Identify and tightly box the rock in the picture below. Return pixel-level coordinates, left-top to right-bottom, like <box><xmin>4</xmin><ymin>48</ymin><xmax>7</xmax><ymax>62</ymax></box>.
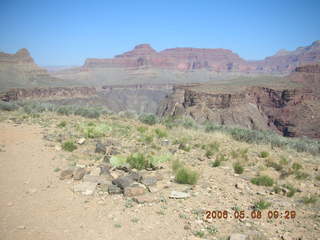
<box><xmin>169</xmin><ymin>191</ymin><xmax>190</xmax><ymax>199</ymax></box>
<box><xmin>230</xmin><ymin>233</ymin><xmax>247</xmax><ymax>240</ymax></box>
<box><xmin>133</xmin><ymin>195</ymin><xmax>157</xmax><ymax>204</ymax></box>
<box><xmin>108</xmin><ymin>184</ymin><xmax>123</xmax><ymax>194</ymax></box>
<box><xmin>77</xmin><ymin>138</ymin><xmax>86</xmax><ymax>145</ymax></box>
<box><xmin>282</xmin><ymin>232</ymin><xmax>293</xmax><ymax>240</ymax></box>
<box><xmin>83</xmin><ymin>175</ymin><xmax>110</xmax><ymax>185</ymax></box>
<box><xmin>73</xmin><ymin>167</ymin><xmax>86</xmax><ymax>180</ymax></box>
<box><xmin>17</xmin><ymin>225</ymin><xmax>26</xmax><ymax>230</ymax></box>
<box><xmin>95</xmin><ymin>142</ymin><xmax>106</xmax><ymax>154</ymax></box>
<box><xmin>235</xmin><ymin>182</ymin><xmax>245</xmax><ymax>190</ymax></box>
<box><xmin>99</xmin><ymin>164</ymin><xmax>111</xmax><ymax>175</ymax></box>
<box><xmin>161</xmin><ymin>139</ymin><xmax>170</xmax><ymax>145</ymax></box>
<box><xmin>55</xmin><ymin>145</ymin><xmax>62</xmax><ymax>151</ymax></box>
<box><xmin>59</xmin><ymin>169</ymin><xmax>73</xmax><ymax>180</ymax></box>
<box><xmin>112</xmin><ymin>176</ymin><xmax>135</xmax><ymax>189</ymax></box>
<box><xmin>128</xmin><ymin>172</ymin><xmax>142</xmax><ymax>181</ymax></box>
<box><xmin>90</xmin><ymin>167</ymin><xmax>101</xmax><ymax>176</ymax></box>
<box><xmin>141</xmin><ymin>176</ymin><xmax>157</xmax><ymax>186</ymax></box>
<box><xmin>74</xmin><ymin>182</ymin><xmax>97</xmax><ymax>195</ymax></box>
<box><xmin>124</xmin><ymin>186</ymin><xmax>145</xmax><ymax>197</ymax></box>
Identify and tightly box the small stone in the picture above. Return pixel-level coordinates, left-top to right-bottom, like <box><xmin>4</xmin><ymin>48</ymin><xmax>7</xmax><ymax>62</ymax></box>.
<box><xmin>74</xmin><ymin>182</ymin><xmax>97</xmax><ymax>195</ymax></box>
<box><xmin>235</xmin><ymin>182</ymin><xmax>245</xmax><ymax>190</ymax></box>
<box><xmin>95</xmin><ymin>142</ymin><xmax>106</xmax><ymax>154</ymax></box>
<box><xmin>133</xmin><ymin>195</ymin><xmax>157</xmax><ymax>204</ymax></box>
<box><xmin>169</xmin><ymin>191</ymin><xmax>190</xmax><ymax>199</ymax></box>
<box><xmin>141</xmin><ymin>177</ymin><xmax>157</xmax><ymax>186</ymax></box>
<box><xmin>55</xmin><ymin>145</ymin><xmax>62</xmax><ymax>151</ymax></box>
<box><xmin>73</xmin><ymin>167</ymin><xmax>86</xmax><ymax>180</ymax></box>
<box><xmin>27</xmin><ymin>188</ymin><xmax>38</xmax><ymax>194</ymax></box>
<box><xmin>60</xmin><ymin>169</ymin><xmax>74</xmax><ymax>180</ymax></box>
<box><xmin>282</xmin><ymin>232</ymin><xmax>293</xmax><ymax>240</ymax></box>
<box><xmin>230</xmin><ymin>233</ymin><xmax>247</xmax><ymax>240</ymax></box>
<box><xmin>17</xmin><ymin>225</ymin><xmax>26</xmax><ymax>230</ymax></box>
<box><xmin>7</xmin><ymin>202</ymin><xmax>13</xmax><ymax>207</ymax></box>
<box><xmin>108</xmin><ymin>185</ymin><xmax>122</xmax><ymax>194</ymax></box>
<box><xmin>90</xmin><ymin>167</ymin><xmax>101</xmax><ymax>176</ymax></box>
<box><xmin>161</xmin><ymin>139</ymin><xmax>170</xmax><ymax>145</ymax></box>
<box><xmin>77</xmin><ymin>138</ymin><xmax>86</xmax><ymax>145</ymax></box>
<box><xmin>124</xmin><ymin>186</ymin><xmax>145</xmax><ymax>197</ymax></box>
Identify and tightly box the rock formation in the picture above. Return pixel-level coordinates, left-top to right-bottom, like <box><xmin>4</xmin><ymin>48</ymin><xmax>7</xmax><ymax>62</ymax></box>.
<box><xmin>157</xmin><ymin>64</ymin><xmax>320</xmax><ymax>138</ymax></box>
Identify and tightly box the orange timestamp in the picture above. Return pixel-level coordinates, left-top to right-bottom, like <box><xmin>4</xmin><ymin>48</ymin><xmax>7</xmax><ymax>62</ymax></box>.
<box><xmin>205</xmin><ymin>210</ymin><xmax>296</xmax><ymax>220</ymax></box>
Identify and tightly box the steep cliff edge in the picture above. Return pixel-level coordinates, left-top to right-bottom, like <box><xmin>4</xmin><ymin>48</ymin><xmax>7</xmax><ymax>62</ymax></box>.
<box><xmin>157</xmin><ymin>64</ymin><xmax>320</xmax><ymax>138</ymax></box>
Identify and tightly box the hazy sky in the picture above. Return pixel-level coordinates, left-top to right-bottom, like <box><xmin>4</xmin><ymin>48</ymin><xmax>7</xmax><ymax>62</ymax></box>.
<box><xmin>0</xmin><ymin>0</ymin><xmax>319</xmax><ymax>65</ymax></box>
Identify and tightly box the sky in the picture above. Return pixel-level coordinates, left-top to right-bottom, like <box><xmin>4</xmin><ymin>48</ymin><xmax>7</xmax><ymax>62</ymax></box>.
<box><xmin>0</xmin><ymin>0</ymin><xmax>319</xmax><ymax>66</ymax></box>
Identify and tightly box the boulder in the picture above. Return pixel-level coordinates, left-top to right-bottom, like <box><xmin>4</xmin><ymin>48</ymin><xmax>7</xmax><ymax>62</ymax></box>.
<box><xmin>59</xmin><ymin>169</ymin><xmax>74</xmax><ymax>180</ymax></box>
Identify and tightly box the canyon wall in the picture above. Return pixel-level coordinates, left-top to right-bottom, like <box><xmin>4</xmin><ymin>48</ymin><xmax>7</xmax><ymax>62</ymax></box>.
<box><xmin>157</xmin><ymin>64</ymin><xmax>320</xmax><ymax>138</ymax></box>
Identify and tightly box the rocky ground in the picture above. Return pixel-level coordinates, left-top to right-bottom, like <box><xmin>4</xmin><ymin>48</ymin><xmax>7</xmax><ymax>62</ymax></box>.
<box><xmin>0</xmin><ymin>110</ymin><xmax>319</xmax><ymax>240</ymax></box>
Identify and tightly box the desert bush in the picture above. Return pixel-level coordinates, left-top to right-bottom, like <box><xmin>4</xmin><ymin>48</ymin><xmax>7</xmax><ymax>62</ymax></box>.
<box><xmin>78</xmin><ymin>122</ymin><xmax>111</xmax><ymax>138</ymax></box>
<box><xmin>139</xmin><ymin>114</ymin><xmax>157</xmax><ymax>125</ymax></box>
<box><xmin>140</xmin><ymin>134</ymin><xmax>154</xmax><ymax>144</ymax></box>
<box><xmin>282</xmin><ymin>184</ymin><xmax>298</xmax><ymax>197</ymax></box>
<box><xmin>205</xmin><ymin>122</ymin><xmax>225</xmax><ymax>133</ymax></box>
<box><xmin>265</xmin><ymin>160</ymin><xmax>283</xmax><ymax>171</ymax></box>
<box><xmin>294</xmin><ymin>171</ymin><xmax>309</xmax><ymax>180</ymax></box>
<box><xmin>251</xmin><ymin>175</ymin><xmax>274</xmax><ymax>186</ymax></box>
<box><xmin>233</xmin><ymin>162</ymin><xmax>244</xmax><ymax>174</ymax></box>
<box><xmin>0</xmin><ymin>101</ymin><xmax>18</xmax><ymax>111</ymax></box>
<box><xmin>259</xmin><ymin>151</ymin><xmax>269</xmax><ymax>158</ymax></box>
<box><xmin>175</xmin><ymin>166</ymin><xmax>199</xmax><ymax>185</ymax></box>
<box><xmin>57</xmin><ymin>121</ymin><xmax>67</xmax><ymax>128</ymax></box>
<box><xmin>254</xmin><ymin>199</ymin><xmax>271</xmax><ymax>210</ymax></box>
<box><xmin>211</xmin><ymin>159</ymin><xmax>221</xmax><ymax>167</ymax></box>
<box><xmin>292</xmin><ymin>162</ymin><xmax>303</xmax><ymax>171</ymax></box>
<box><xmin>155</xmin><ymin>128</ymin><xmax>168</xmax><ymax>138</ymax></box>
<box><xmin>137</xmin><ymin>126</ymin><xmax>148</xmax><ymax>134</ymax></box>
<box><xmin>127</xmin><ymin>153</ymin><xmax>152</xmax><ymax>170</ymax></box>
<box><xmin>279</xmin><ymin>156</ymin><xmax>289</xmax><ymax>165</ymax></box>
<box><xmin>74</xmin><ymin>107</ymin><xmax>100</xmax><ymax>118</ymax></box>
<box><xmin>62</xmin><ymin>141</ymin><xmax>77</xmax><ymax>152</ymax></box>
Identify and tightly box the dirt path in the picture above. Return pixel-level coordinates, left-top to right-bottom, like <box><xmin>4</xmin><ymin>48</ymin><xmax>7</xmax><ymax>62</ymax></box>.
<box><xmin>0</xmin><ymin>123</ymin><xmax>186</xmax><ymax>240</ymax></box>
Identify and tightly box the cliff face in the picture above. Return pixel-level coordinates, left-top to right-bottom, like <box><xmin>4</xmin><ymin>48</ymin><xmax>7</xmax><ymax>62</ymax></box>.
<box><xmin>1</xmin><ymin>87</ymin><xmax>97</xmax><ymax>101</ymax></box>
<box><xmin>157</xmin><ymin>64</ymin><xmax>320</xmax><ymax>138</ymax></box>
<box><xmin>82</xmin><ymin>41</ymin><xmax>320</xmax><ymax>73</ymax></box>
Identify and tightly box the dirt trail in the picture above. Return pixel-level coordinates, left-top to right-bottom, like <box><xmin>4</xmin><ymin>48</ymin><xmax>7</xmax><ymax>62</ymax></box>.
<box><xmin>0</xmin><ymin>123</ymin><xmax>184</xmax><ymax>240</ymax></box>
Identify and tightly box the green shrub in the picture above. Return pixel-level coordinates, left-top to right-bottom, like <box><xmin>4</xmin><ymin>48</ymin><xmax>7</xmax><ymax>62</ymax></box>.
<box><xmin>110</xmin><ymin>155</ymin><xmax>127</xmax><ymax>167</ymax></box>
<box><xmin>175</xmin><ymin>166</ymin><xmax>199</xmax><ymax>185</ymax></box>
<box><xmin>205</xmin><ymin>122</ymin><xmax>224</xmax><ymax>132</ymax></box>
<box><xmin>294</xmin><ymin>171</ymin><xmax>309</xmax><ymax>180</ymax></box>
<box><xmin>259</xmin><ymin>151</ymin><xmax>269</xmax><ymax>158</ymax></box>
<box><xmin>139</xmin><ymin>114</ymin><xmax>157</xmax><ymax>125</ymax></box>
<box><xmin>265</xmin><ymin>160</ymin><xmax>283</xmax><ymax>171</ymax></box>
<box><xmin>57</xmin><ymin>121</ymin><xmax>67</xmax><ymax>128</ymax></box>
<box><xmin>254</xmin><ymin>199</ymin><xmax>271</xmax><ymax>210</ymax></box>
<box><xmin>0</xmin><ymin>101</ymin><xmax>18</xmax><ymax>111</ymax></box>
<box><xmin>137</xmin><ymin>126</ymin><xmax>148</xmax><ymax>133</ymax></box>
<box><xmin>233</xmin><ymin>162</ymin><xmax>244</xmax><ymax>174</ymax></box>
<box><xmin>292</xmin><ymin>162</ymin><xmax>303</xmax><ymax>171</ymax></box>
<box><xmin>282</xmin><ymin>184</ymin><xmax>298</xmax><ymax>197</ymax></box>
<box><xmin>301</xmin><ymin>195</ymin><xmax>318</xmax><ymax>204</ymax></box>
<box><xmin>127</xmin><ymin>153</ymin><xmax>152</xmax><ymax>170</ymax></box>
<box><xmin>78</xmin><ymin>122</ymin><xmax>111</xmax><ymax>138</ymax></box>
<box><xmin>206</xmin><ymin>226</ymin><xmax>218</xmax><ymax>235</ymax></box>
<box><xmin>62</xmin><ymin>141</ymin><xmax>77</xmax><ymax>152</ymax></box>
<box><xmin>194</xmin><ymin>231</ymin><xmax>205</xmax><ymax>238</ymax></box>
<box><xmin>141</xmin><ymin>134</ymin><xmax>154</xmax><ymax>144</ymax></box>
<box><xmin>182</xmin><ymin>118</ymin><xmax>198</xmax><ymax>129</ymax></box>
<box><xmin>279</xmin><ymin>156</ymin><xmax>289</xmax><ymax>165</ymax></box>
<box><xmin>211</xmin><ymin>160</ymin><xmax>221</xmax><ymax>167</ymax></box>
<box><xmin>155</xmin><ymin>128</ymin><xmax>168</xmax><ymax>138</ymax></box>
<box><xmin>251</xmin><ymin>175</ymin><xmax>274</xmax><ymax>187</ymax></box>
<box><xmin>205</xmin><ymin>150</ymin><xmax>214</xmax><ymax>158</ymax></box>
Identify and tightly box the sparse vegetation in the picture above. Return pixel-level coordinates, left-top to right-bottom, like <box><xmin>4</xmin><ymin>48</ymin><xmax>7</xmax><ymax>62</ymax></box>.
<box><xmin>0</xmin><ymin>101</ymin><xmax>18</xmax><ymax>111</ymax></box>
<box><xmin>78</xmin><ymin>122</ymin><xmax>111</xmax><ymax>138</ymax></box>
<box><xmin>154</xmin><ymin>128</ymin><xmax>168</xmax><ymax>138</ymax></box>
<box><xmin>139</xmin><ymin>114</ymin><xmax>157</xmax><ymax>125</ymax></box>
<box><xmin>259</xmin><ymin>151</ymin><xmax>269</xmax><ymax>158</ymax></box>
<box><xmin>251</xmin><ymin>175</ymin><xmax>274</xmax><ymax>187</ymax></box>
<box><xmin>301</xmin><ymin>195</ymin><xmax>318</xmax><ymax>204</ymax></box>
<box><xmin>211</xmin><ymin>159</ymin><xmax>221</xmax><ymax>167</ymax></box>
<box><xmin>254</xmin><ymin>199</ymin><xmax>271</xmax><ymax>210</ymax></box>
<box><xmin>172</xmin><ymin>160</ymin><xmax>199</xmax><ymax>185</ymax></box>
<box><xmin>194</xmin><ymin>230</ymin><xmax>205</xmax><ymax>238</ymax></box>
<box><xmin>127</xmin><ymin>153</ymin><xmax>152</xmax><ymax>170</ymax></box>
<box><xmin>62</xmin><ymin>141</ymin><xmax>77</xmax><ymax>152</ymax></box>
<box><xmin>292</xmin><ymin>162</ymin><xmax>303</xmax><ymax>171</ymax></box>
<box><xmin>294</xmin><ymin>171</ymin><xmax>309</xmax><ymax>180</ymax></box>
<box><xmin>57</xmin><ymin>121</ymin><xmax>67</xmax><ymax>128</ymax></box>
<box><xmin>233</xmin><ymin>162</ymin><xmax>244</xmax><ymax>174</ymax></box>
<box><xmin>282</xmin><ymin>184</ymin><xmax>298</xmax><ymax>197</ymax></box>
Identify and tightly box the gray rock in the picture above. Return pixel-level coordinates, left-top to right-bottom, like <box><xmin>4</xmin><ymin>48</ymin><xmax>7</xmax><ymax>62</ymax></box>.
<box><xmin>95</xmin><ymin>142</ymin><xmax>106</xmax><ymax>154</ymax></box>
<box><xmin>108</xmin><ymin>184</ymin><xmax>123</xmax><ymax>194</ymax></box>
<box><xmin>230</xmin><ymin>234</ymin><xmax>247</xmax><ymax>240</ymax></box>
<box><xmin>99</xmin><ymin>164</ymin><xmax>111</xmax><ymax>175</ymax></box>
<box><xmin>74</xmin><ymin>182</ymin><xmax>97</xmax><ymax>195</ymax></box>
<box><xmin>141</xmin><ymin>177</ymin><xmax>157</xmax><ymax>186</ymax></box>
<box><xmin>128</xmin><ymin>172</ymin><xmax>142</xmax><ymax>181</ymax></box>
<box><xmin>112</xmin><ymin>176</ymin><xmax>134</xmax><ymax>189</ymax></box>
<box><xmin>169</xmin><ymin>191</ymin><xmax>190</xmax><ymax>199</ymax></box>
<box><xmin>83</xmin><ymin>175</ymin><xmax>110</xmax><ymax>185</ymax></box>
<box><xmin>59</xmin><ymin>169</ymin><xmax>74</xmax><ymax>180</ymax></box>
<box><xmin>73</xmin><ymin>167</ymin><xmax>86</xmax><ymax>180</ymax></box>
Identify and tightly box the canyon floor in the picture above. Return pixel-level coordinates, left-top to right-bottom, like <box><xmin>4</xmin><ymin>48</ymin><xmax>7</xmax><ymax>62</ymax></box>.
<box><xmin>0</xmin><ymin>109</ymin><xmax>319</xmax><ymax>240</ymax></box>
